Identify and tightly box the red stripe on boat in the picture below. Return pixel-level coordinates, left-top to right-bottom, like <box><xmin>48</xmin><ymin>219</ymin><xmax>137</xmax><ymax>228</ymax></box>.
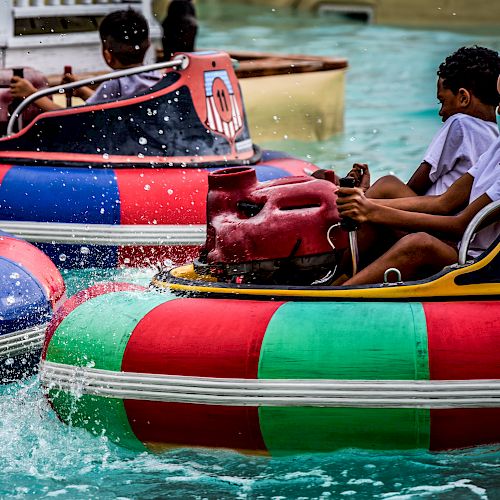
<box><xmin>114</xmin><ymin>168</ymin><xmax>207</xmax><ymax>225</ymax></box>
<box><xmin>425</xmin><ymin>301</ymin><xmax>500</xmax><ymax>450</ymax></box>
<box><xmin>0</xmin><ymin>164</ymin><xmax>12</xmax><ymax>184</ymax></box>
<box><xmin>122</xmin><ymin>298</ymin><xmax>284</xmax><ymax>450</ymax></box>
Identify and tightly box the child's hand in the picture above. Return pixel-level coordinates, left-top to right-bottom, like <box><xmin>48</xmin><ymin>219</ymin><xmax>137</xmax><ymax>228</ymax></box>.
<box><xmin>61</xmin><ymin>72</ymin><xmax>76</xmax><ymax>85</ymax></box>
<box><xmin>10</xmin><ymin>76</ymin><xmax>37</xmax><ymax>99</ymax></box>
<box><xmin>336</xmin><ymin>186</ymin><xmax>375</xmax><ymax>224</ymax></box>
<box><xmin>346</xmin><ymin>163</ymin><xmax>370</xmax><ymax>192</ymax></box>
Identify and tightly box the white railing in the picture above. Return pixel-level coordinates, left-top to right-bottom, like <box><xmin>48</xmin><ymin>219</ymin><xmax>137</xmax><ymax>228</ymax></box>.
<box><xmin>12</xmin><ymin>0</ymin><xmax>143</xmax><ymax>18</ymax></box>
<box><xmin>0</xmin><ymin>0</ymin><xmax>158</xmax><ymax>44</ymax></box>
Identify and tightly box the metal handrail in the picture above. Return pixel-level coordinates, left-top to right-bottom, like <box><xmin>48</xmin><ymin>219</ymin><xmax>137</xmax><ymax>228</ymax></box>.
<box><xmin>458</xmin><ymin>199</ymin><xmax>500</xmax><ymax>265</ymax></box>
<box><xmin>7</xmin><ymin>56</ymin><xmax>188</xmax><ymax>136</ymax></box>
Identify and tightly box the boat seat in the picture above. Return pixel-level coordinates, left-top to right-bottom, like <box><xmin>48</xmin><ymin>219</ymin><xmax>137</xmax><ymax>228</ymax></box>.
<box><xmin>458</xmin><ymin>199</ymin><xmax>500</xmax><ymax>265</ymax></box>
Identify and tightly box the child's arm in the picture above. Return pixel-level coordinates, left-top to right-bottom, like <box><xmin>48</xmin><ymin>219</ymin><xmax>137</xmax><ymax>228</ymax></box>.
<box><xmin>10</xmin><ymin>76</ymin><xmax>62</xmax><ymax>112</ymax></box>
<box><xmin>372</xmin><ymin>174</ymin><xmax>473</xmax><ymax>215</ymax></box>
<box><xmin>338</xmin><ymin>189</ymin><xmax>489</xmax><ymax>241</ymax></box>
<box><xmin>61</xmin><ymin>72</ymin><xmax>94</xmax><ymax>101</ymax></box>
<box><xmin>406</xmin><ymin>161</ymin><xmax>433</xmax><ymax>195</ymax></box>
<box><xmin>337</xmin><ymin>173</ymin><xmax>476</xmax><ymax>239</ymax></box>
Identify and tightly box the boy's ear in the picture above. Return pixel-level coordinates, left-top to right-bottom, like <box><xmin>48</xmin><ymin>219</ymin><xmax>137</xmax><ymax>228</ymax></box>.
<box><xmin>457</xmin><ymin>87</ymin><xmax>471</xmax><ymax>107</ymax></box>
<box><xmin>103</xmin><ymin>48</ymin><xmax>114</xmax><ymax>66</ymax></box>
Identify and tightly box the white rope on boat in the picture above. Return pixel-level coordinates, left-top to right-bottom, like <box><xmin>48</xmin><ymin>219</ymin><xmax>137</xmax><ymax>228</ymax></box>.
<box><xmin>0</xmin><ymin>221</ymin><xmax>206</xmax><ymax>246</ymax></box>
<box><xmin>0</xmin><ymin>323</ymin><xmax>48</xmax><ymax>359</ymax></box>
<box><xmin>40</xmin><ymin>361</ymin><xmax>500</xmax><ymax>409</ymax></box>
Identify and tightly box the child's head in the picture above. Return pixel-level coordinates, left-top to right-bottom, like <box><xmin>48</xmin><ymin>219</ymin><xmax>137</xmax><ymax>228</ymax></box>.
<box><xmin>99</xmin><ymin>9</ymin><xmax>150</xmax><ymax>69</ymax></box>
<box><xmin>436</xmin><ymin>46</ymin><xmax>500</xmax><ymax>121</ymax></box>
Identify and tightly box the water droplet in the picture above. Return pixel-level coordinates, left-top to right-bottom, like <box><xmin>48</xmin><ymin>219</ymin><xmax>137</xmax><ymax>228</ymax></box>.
<box><xmin>9</xmin><ymin>272</ymin><xmax>20</xmax><ymax>279</ymax></box>
<box><xmin>80</xmin><ymin>246</ymin><xmax>90</xmax><ymax>255</ymax></box>
<box><xmin>138</xmin><ymin>137</ymin><xmax>147</xmax><ymax>145</ymax></box>
<box><xmin>144</xmin><ymin>184</ymin><xmax>151</xmax><ymax>191</ymax></box>
<box><xmin>167</xmin><ymin>189</ymin><xmax>174</xmax><ymax>195</ymax></box>
<box><xmin>59</xmin><ymin>254</ymin><xmax>67</xmax><ymax>262</ymax></box>
<box><xmin>5</xmin><ymin>296</ymin><xmax>15</xmax><ymax>305</ymax></box>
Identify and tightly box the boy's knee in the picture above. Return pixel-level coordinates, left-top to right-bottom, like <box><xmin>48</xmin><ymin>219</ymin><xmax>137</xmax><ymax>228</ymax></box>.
<box><xmin>368</xmin><ymin>175</ymin><xmax>405</xmax><ymax>198</ymax></box>
<box><xmin>396</xmin><ymin>232</ymin><xmax>437</xmax><ymax>256</ymax></box>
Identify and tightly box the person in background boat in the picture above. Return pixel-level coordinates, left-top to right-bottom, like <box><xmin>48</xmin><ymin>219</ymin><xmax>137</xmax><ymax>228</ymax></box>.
<box><xmin>9</xmin><ymin>9</ymin><xmax>161</xmax><ymax>111</ymax></box>
<box><xmin>349</xmin><ymin>46</ymin><xmax>500</xmax><ymax>199</ymax></box>
<box><xmin>161</xmin><ymin>0</ymin><xmax>198</xmax><ymax>61</ymax></box>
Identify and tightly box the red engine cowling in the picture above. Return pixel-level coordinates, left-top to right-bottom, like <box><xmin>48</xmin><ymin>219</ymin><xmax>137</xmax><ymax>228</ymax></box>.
<box><xmin>197</xmin><ymin>166</ymin><xmax>349</xmax><ymax>284</ymax></box>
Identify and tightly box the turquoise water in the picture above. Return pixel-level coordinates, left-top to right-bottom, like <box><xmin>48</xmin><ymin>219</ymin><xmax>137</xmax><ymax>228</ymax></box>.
<box><xmin>2</xmin><ymin>3</ymin><xmax>500</xmax><ymax>498</ymax></box>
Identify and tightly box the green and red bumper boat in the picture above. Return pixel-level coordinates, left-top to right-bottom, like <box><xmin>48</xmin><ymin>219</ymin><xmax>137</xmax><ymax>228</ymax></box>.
<box><xmin>40</xmin><ymin>168</ymin><xmax>500</xmax><ymax>454</ymax></box>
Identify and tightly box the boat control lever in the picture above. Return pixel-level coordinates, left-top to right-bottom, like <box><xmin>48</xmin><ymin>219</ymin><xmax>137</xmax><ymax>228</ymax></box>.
<box><xmin>339</xmin><ymin>176</ymin><xmax>359</xmax><ymax>275</ymax></box>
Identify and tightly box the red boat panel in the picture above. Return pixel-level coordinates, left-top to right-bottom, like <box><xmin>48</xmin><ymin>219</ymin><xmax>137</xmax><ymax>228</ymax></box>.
<box><xmin>430</xmin><ymin>408</ymin><xmax>500</xmax><ymax>450</ymax></box>
<box><xmin>114</xmin><ymin>167</ymin><xmax>207</xmax><ymax>225</ymax></box>
<box><xmin>425</xmin><ymin>301</ymin><xmax>500</xmax><ymax>380</ymax></box>
<box><xmin>425</xmin><ymin>301</ymin><xmax>500</xmax><ymax>450</ymax></box>
<box><xmin>122</xmin><ymin>298</ymin><xmax>284</xmax><ymax>450</ymax></box>
<box><xmin>0</xmin><ymin>164</ymin><xmax>11</xmax><ymax>184</ymax></box>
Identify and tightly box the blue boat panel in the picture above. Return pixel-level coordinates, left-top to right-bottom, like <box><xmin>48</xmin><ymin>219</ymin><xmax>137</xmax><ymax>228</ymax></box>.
<box><xmin>35</xmin><ymin>243</ymin><xmax>119</xmax><ymax>269</ymax></box>
<box><xmin>261</xmin><ymin>150</ymin><xmax>293</xmax><ymax>161</ymax></box>
<box><xmin>0</xmin><ymin>166</ymin><xmax>121</xmax><ymax>224</ymax></box>
<box><xmin>0</xmin><ymin>258</ymin><xmax>51</xmax><ymax>334</ymax></box>
<box><xmin>253</xmin><ymin>165</ymin><xmax>294</xmax><ymax>182</ymax></box>
<box><xmin>206</xmin><ymin>165</ymin><xmax>292</xmax><ymax>182</ymax></box>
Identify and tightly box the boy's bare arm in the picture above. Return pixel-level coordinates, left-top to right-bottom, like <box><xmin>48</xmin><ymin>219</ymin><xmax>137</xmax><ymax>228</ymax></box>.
<box><xmin>337</xmin><ymin>176</ymin><xmax>484</xmax><ymax>240</ymax></box>
<box><xmin>406</xmin><ymin>161</ymin><xmax>433</xmax><ymax>195</ymax></box>
<box><xmin>61</xmin><ymin>72</ymin><xmax>94</xmax><ymax>100</ymax></box>
<box><xmin>10</xmin><ymin>76</ymin><xmax>62</xmax><ymax>112</ymax></box>
<box><xmin>371</xmin><ymin>174</ymin><xmax>473</xmax><ymax>214</ymax></box>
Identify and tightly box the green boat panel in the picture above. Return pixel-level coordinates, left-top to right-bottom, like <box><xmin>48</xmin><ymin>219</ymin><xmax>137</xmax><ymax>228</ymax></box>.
<box><xmin>258</xmin><ymin>302</ymin><xmax>430</xmax><ymax>453</ymax></box>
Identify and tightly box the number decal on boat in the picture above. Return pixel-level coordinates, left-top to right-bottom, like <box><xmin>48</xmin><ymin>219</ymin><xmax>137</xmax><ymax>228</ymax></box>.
<box><xmin>204</xmin><ymin>70</ymin><xmax>243</xmax><ymax>141</ymax></box>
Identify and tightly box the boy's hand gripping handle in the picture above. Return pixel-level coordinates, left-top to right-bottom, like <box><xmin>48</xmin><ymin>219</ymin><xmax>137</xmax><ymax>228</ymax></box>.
<box><xmin>9</xmin><ymin>68</ymin><xmax>25</xmax><ymax>131</ymax></box>
<box><xmin>339</xmin><ymin>176</ymin><xmax>359</xmax><ymax>232</ymax></box>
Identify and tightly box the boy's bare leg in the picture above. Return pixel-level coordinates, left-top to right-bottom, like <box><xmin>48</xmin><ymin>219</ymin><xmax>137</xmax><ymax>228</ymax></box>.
<box><xmin>367</xmin><ymin>175</ymin><xmax>417</xmax><ymax>199</ymax></box>
<box><xmin>334</xmin><ymin>221</ymin><xmax>401</xmax><ymax>282</ymax></box>
<box><xmin>343</xmin><ymin>232</ymin><xmax>458</xmax><ymax>285</ymax></box>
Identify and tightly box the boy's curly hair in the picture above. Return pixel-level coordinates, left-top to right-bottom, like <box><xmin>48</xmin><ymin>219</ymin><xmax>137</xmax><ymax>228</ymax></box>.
<box><xmin>438</xmin><ymin>46</ymin><xmax>500</xmax><ymax>106</ymax></box>
<box><xmin>99</xmin><ymin>9</ymin><xmax>150</xmax><ymax>66</ymax></box>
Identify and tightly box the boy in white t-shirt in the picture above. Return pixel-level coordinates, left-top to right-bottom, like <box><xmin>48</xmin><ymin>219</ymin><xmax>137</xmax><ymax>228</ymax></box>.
<box><xmin>334</xmin><ymin>75</ymin><xmax>500</xmax><ymax>285</ymax></box>
<box><xmin>350</xmin><ymin>46</ymin><xmax>499</xmax><ymax>198</ymax></box>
